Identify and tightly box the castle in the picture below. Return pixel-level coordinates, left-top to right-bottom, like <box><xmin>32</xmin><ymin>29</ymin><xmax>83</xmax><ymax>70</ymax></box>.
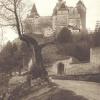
<box><xmin>24</xmin><ymin>0</ymin><xmax>86</xmax><ymax>37</ymax></box>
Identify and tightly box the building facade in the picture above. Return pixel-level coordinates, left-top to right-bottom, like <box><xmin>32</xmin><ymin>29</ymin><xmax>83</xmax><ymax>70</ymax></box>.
<box><xmin>90</xmin><ymin>47</ymin><xmax>100</xmax><ymax>65</ymax></box>
<box><xmin>24</xmin><ymin>0</ymin><xmax>86</xmax><ymax>36</ymax></box>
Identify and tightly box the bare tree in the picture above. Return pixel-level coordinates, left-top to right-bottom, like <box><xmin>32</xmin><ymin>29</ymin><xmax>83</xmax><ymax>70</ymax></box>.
<box><xmin>0</xmin><ymin>0</ymin><xmax>54</xmax><ymax>77</ymax></box>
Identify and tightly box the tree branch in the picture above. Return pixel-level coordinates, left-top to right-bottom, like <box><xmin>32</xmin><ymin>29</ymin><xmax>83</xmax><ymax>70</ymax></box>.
<box><xmin>0</xmin><ymin>2</ymin><xmax>14</xmax><ymax>13</ymax></box>
<box><xmin>13</xmin><ymin>0</ymin><xmax>22</xmax><ymax>39</ymax></box>
<box><xmin>39</xmin><ymin>41</ymin><xmax>55</xmax><ymax>49</ymax></box>
<box><xmin>8</xmin><ymin>0</ymin><xmax>14</xmax><ymax>5</ymax></box>
<box><xmin>20</xmin><ymin>34</ymin><xmax>38</xmax><ymax>46</ymax></box>
<box><xmin>0</xmin><ymin>23</ymin><xmax>16</xmax><ymax>27</ymax></box>
<box><xmin>0</xmin><ymin>14</ymin><xmax>14</xmax><ymax>21</ymax></box>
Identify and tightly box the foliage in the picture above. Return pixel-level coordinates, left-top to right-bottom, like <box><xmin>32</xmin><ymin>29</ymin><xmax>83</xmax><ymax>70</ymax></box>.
<box><xmin>30</xmin><ymin>64</ymin><xmax>48</xmax><ymax>79</ymax></box>
<box><xmin>56</xmin><ymin>30</ymin><xmax>90</xmax><ymax>62</ymax></box>
<box><xmin>0</xmin><ymin>41</ymin><xmax>17</xmax><ymax>73</ymax></box>
<box><xmin>57</xmin><ymin>27</ymin><xmax>72</xmax><ymax>43</ymax></box>
<box><xmin>92</xmin><ymin>28</ymin><xmax>100</xmax><ymax>47</ymax></box>
<box><xmin>73</xmin><ymin>42</ymin><xmax>90</xmax><ymax>62</ymax></box>
<box><xmin>0</xmin><ymin>41</ymin><xmax>32</xmax><ymax>74</ymax></box>
<box><xmin>72</xmin><ymin>33</ymin><xmax>89</xmax><ymax>43</ymax></box>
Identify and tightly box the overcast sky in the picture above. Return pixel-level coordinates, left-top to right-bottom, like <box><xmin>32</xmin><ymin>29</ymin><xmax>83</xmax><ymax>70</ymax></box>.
<box><xmin>1</xmin><ymin>0</ymin><xmax>100</xmax><ymax>43</ymax></box>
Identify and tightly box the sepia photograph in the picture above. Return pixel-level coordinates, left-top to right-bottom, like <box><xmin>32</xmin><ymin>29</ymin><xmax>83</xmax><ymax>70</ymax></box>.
<box><xmin>0</xmin><ymin>0</ymin><xmax>100</xmax><ymax>100</ymax></box>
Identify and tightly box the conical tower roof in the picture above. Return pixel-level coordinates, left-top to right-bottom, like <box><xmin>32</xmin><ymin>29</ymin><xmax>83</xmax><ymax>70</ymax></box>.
<box><xmin>52</xmin><ymin>0</ymin><xmax>68</xmax><ymax>15</ymax></box>
<box><xmin>77</xmin><ymin>0</ymin><xmax>83</xmax><ymax>4</ymax></box>
<box><xmin>58</xmin><ymin>2</ymin><xmax>67</xmax><ymax>10</ymax></box>
<box><xmin>77</xmin><ymin>0</ymin><xmax>85</xmax><ymax>7</ymax></box>
<box><xmin>30</xmin><ymin>3</ymin><xmax>39</xmax><ymax>17</ymax></box>
<box><xmin>31</xmin><ymin>4</ymin><xmax>37</xmax><ymax>13</ymax></box>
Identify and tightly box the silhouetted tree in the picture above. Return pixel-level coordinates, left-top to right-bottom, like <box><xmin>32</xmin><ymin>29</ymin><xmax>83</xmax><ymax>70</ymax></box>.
<box><xmin>0</xmin><ymin>41</ymin><xmax>31</xmax><ymax>74</ymax></box>
<box><xmin>0</xmin><ymin>41</ymin><xmax>17</xmax><ymax>74</ymax></box>
<box><xmin>93</xmin><ymin>28</ymin><xmax>100</xmax><ymax>47</ymax></box>
<box><xmin>57</xmin><ymin>27</ymin><xmax>72</xmax><ymax>43</ymax></box>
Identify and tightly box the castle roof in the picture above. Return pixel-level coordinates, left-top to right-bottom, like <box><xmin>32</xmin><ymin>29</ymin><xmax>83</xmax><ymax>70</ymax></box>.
<box><xmin>29</xmin><ymin>4</ymin><xmax>39</xmax><ymax>17</ymax></box>
<box><xmin>77</xmin><ymin>0</ymin><xmax>85</xmax><ymax>8</ymax></box>
<box><xmin>58</xmin><ymin>2</ymin><xmax>68</xmax><ymax>11</ymax></box>
<box><xmin>52</xmin><ymin>0</ymin><xmax>68</xmax><ymax>15</ymax></box>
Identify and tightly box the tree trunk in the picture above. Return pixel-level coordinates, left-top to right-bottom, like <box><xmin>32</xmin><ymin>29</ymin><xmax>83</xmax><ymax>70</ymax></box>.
<box><xmin>21</xmin><ymin>34</ymin><xmax>44</xmax><ymax>68</ymax></box>
<box><xmin>33</xmin><ymin>45</ymin><xmax>44</xmax><ymax>68</ymax></box>
<box><xmin>10</xmin><ymin>0</ymin><xmax>48</xmax><ymax>79</ymax></box>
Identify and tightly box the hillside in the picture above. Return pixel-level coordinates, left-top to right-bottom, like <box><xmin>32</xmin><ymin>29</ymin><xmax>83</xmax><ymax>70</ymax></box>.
<box><xmin>12</xmin><ymin>33</ymin><xmax>100</xmax><ymax>76</ymax></box>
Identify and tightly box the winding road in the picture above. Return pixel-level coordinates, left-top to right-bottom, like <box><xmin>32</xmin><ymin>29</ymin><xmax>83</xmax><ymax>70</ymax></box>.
<box><xmin>54</xmin><ymin>80</ymin><xmax>100</xmax><ymax>100</ymax></box>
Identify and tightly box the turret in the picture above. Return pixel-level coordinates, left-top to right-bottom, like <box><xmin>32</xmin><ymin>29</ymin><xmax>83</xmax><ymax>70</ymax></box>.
<box><xmin>76</xmin><ymin>0</ymin><xmax>86</xmax><ymax>30</ymax></box>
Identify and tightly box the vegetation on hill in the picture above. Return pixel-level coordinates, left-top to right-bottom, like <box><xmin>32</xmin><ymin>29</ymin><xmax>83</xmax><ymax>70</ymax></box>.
<box><xmin>56</xmin><ymin>27</ymin><xmax>72</xmax><ymax>43</ymax></box>
<box><xmin>92</xmin><ymin>28</ymin><xmax>100</xmax><ymax>47</ymax></box>
<box><xmin>55</xmin><ymin>27</ymin><xmax>90</xmax><ymax>62</ymax></box>
<box><xmin>0</xmin><ymin>27</ymin><xmax>91</xmax><ymax>75</ymax></box>
<box><xmin>0</xmin><ymin>41</ymin><xmax>32</xmax><ymax>74</ymax></box>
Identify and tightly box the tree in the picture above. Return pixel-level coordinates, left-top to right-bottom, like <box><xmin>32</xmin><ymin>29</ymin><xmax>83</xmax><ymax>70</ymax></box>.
<box><xmin>72</xmin><ymin>33</ymin><xmax>89</xmax><ymax>43</ymax></box>
<box><xmin>73</xmin><ymin>42</ymin><xmax>90</xmax><ymax>62</ymax></box>
<box><xmin>0</xmin><ymin>0</ymin><xmax>54</xmax><ymax>78</ymax></box>
<box><xmin>93</xmin><ymin>28</ymin><xmax>100</xmax><ymax>47</ymax></box>
<box><xmin>0</xmin><ymin>40</ymin><xmax>33</xmax><ymax>74</ymax></box>
<box><xmin>0</xmin><ymin>41</ymin><xmax>17</xmax><ymax>74</ymax></box>
<box><xmin>57</xmin><ymin>27</ymin><xmax>72</xmax><ymax>43</ymax></box>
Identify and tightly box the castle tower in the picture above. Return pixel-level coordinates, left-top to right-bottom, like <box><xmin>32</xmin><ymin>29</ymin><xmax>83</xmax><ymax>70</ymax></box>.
<box><xmin>76</xmin><ymin>0</ymin><xmax>86</xmax><ymax>31</ymax></box>
<box><xmin>52</xmin><ymin>0</ymin><xmax>69</xmax><ymax>33</ymax></box>
<box><xmin>25</xmin><ymin>3</ymin><xmax>40</xmax><ymax>34</ymax></box>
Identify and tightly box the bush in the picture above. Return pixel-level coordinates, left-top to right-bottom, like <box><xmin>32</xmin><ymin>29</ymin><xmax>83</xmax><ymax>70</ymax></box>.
<box><xmin>92</xmin><ymin>28</ymin><xmax>100</xmax><ymax>47</ymax></box>
<box><xmin>30</xmin><ymin>64</ymin><xmax>48</xmax><ymax>79</ymax></box>
<box><xmin>57</xmin><ymin>27</ymin><xmax>72</xmax><ymax>43</ymax></box>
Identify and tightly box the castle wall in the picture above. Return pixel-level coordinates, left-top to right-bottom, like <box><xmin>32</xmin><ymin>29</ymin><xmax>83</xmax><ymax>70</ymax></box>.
<box><xmin>67</xmin><ymin>7</ymin><xmax>81</xmax><ymax>29</ymax></box>
<box><xmin>47</xmin><ymin>62</ymin><xmax>99</xmax><ymax>75</ymax></box>
<box><xmin>55</xmin><ymin>10</ymin><xmax>68</xmax><ymax>33</ymax></box>
<box><xmin>90</xmin><ymin>48</ymin><xmax>100</xmax><ymax>65</ymax></box>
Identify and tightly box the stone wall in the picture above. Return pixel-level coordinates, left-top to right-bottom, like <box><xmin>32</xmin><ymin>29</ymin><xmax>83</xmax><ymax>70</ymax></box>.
<box><xmin>47</xmin><ymin>62</ymin><xmax>100</xmax><ymax>76</ymax></box>
<box><xmin>90</xmin><ymin>47</ymin><xmax>100</xmax><ymax>65</ymax></box>
<box><xmin>65</xmin><ymin>63</ymin><xmax>100</xmax><ymax>75</ymax></box>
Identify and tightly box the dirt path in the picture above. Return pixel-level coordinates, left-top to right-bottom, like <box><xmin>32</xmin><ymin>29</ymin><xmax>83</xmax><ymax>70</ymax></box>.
<box><xmin>54</xmin><ymin>80</ymin><xmax>100</xmax><ymax>100</ymax></box>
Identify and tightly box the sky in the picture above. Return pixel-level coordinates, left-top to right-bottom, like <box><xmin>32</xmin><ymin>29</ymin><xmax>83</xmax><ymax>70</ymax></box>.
<box><xmin>1</xmin><ymin>0</ymin><xmax>100</xmax><ymax>43</ymax></box>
